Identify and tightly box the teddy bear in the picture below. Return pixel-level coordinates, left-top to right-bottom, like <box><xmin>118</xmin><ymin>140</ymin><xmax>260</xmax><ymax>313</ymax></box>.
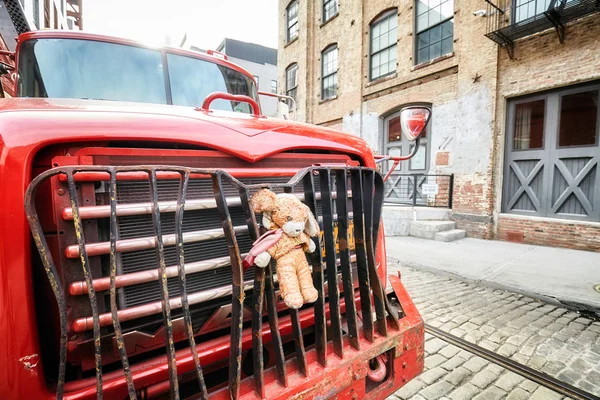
<box><xmin>242</xmin><ymin>189</ymin><xmax>320</xmax><ymax>309</ymax></box>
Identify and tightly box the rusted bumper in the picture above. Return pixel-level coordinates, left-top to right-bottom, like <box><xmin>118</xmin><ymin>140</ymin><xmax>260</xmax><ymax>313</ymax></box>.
<box><xmin>210</xmin><ymin>273</ymin><xmax>424</xmax><ymax>400</ymax></box>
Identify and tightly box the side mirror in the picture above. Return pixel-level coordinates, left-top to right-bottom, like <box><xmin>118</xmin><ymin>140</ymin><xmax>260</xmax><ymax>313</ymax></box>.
<box><xmin>400</xmin><ymin>106</ymin><xmax>432</xmax><ymax>141</ymax></box>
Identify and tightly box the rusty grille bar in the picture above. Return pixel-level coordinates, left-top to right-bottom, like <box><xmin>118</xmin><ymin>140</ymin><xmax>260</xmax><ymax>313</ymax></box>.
<box><xmin>319</xmin><ymin>170</ymin><xmax>344</xmax><ymax>358</ymax></box>
<box><xmin>335</xmin><ymin>169</ymin><xmax>359</xmax><ymax>350</ymax></box>
<box><xmin>25</xmin><ymin>165</ymin><xmax>390</xmax><ymax>399</ymax></box>
<box><xmin>302</xmin><ymin>172</ymin><xmax>327</xmax><ymax>366</ymax></box>
<box><xmin>108</xmin><ymin>170</ymin><xmax>136</xmax><ymax>399</ymax></box>
<box><xmin>66</xmin><ymin>171</ymin><xmax>104</xmax><ymax>399</ymax></box>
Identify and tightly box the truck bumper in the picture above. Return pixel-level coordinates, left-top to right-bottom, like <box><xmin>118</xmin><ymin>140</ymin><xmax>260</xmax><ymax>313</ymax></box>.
<box><xmin>213</xmin><ymin>273</ymin><xmax>424</xmax><ymax>400</ymax></box>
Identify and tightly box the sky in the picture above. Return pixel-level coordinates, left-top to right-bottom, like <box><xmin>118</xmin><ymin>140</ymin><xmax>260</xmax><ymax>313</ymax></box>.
<box><xmin>83</xmin><ymin>0</ymin><xmax>279</xmax><ymax>50</ymax></box>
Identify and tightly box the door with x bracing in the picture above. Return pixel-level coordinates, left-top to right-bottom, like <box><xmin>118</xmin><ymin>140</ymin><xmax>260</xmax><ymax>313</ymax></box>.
<box><xmin>503</xmin><ymin>85</ymin><xmax>600</xmax><ymax>222</ymax></box>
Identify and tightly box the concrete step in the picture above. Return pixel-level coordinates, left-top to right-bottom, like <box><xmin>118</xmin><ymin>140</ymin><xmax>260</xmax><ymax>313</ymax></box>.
<box><xmin>409</xmin><ymin>221</ymin><xmax>456</xmax><ymax>240</ymax></box>
<box><xmin>382</xmin><ymin>206</ymin><xmax>451</xmax><ymax>237</ymax></box>
<box><xmin>435</xmin><ymin>229</ymin><xmax>467</xmax><ymax>242</ymax></box>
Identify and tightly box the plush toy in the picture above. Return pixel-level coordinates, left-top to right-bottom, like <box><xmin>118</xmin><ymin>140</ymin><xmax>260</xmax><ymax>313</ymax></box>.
<box><xmin>242</xmin><ymin>189</ymin><xmax>319</xmax><ymax>309</ymax></box>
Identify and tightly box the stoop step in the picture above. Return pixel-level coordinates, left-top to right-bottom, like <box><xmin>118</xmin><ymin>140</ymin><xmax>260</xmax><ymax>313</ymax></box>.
<box><xmin>434</xmin><ymin>229</ymin><xmax>467</xmax><ymax>242</ymax></box>
<box><xmin>409</xmin><ymin>220</ymin><xmax>456</xmax><ymax>240</ymax></box>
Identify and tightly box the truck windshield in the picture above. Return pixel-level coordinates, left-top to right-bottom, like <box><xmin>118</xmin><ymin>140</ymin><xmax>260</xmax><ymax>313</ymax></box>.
<box><xmin>17</xmin><ymin>38</ymin><xmax>257</xmax><ymax>113</ymax></box>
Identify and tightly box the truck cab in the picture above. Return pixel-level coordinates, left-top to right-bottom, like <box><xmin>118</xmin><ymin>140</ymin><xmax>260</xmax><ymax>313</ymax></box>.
<box><xmin>0</xmin><ymin>30</ymin><xmax>425</xmax><ymax>399</ymax></box>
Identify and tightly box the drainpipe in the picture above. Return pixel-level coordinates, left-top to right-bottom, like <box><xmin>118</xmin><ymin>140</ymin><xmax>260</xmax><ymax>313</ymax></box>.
<box><xmin>359</xmin><ymin>0</ymin><xmax>366</xmax><ymax>141</ymax></box>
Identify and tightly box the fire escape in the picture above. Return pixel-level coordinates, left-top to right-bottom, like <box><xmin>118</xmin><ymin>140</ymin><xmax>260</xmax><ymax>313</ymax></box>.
<box><xmin>485</xmin><ymin>0</ymin><xmax>600</xmax><ymax>58</ymax></box>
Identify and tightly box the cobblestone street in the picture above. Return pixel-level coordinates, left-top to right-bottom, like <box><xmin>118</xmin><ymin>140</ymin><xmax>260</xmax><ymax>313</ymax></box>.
<box><xmin>387</xmin><ymin>262</ymin><xmax>600</xmax><ymax>400</ymax></box>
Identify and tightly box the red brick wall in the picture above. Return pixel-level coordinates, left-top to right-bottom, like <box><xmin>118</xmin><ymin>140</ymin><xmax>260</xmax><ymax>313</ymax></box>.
<box><xmin>497</xmin><ymin>215</ymin><xmax>600</xmax><ymax>252</ymax></box>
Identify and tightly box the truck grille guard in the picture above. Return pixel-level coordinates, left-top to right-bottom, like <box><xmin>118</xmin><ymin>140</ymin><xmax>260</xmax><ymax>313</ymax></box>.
<box><xmin>25</xmin><ymin>165</ymin><xmax>420</xmax><ymax>400</ymax></box>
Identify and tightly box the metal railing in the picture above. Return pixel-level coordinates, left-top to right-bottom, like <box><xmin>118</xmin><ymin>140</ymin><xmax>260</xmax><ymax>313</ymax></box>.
<box><xmin>384</xmin><ymin>173</ymin><xmax>453</xmax><ymax>208</ymax></box>
<box><xmin>25</xmin><ymin>165</ymin><xmax>400</xmax><ymax>399</ymax></box>
<box><xmin>485</xmin><ymin>0</ymin><xmax>600</xmax><ymax>56</ymax></box>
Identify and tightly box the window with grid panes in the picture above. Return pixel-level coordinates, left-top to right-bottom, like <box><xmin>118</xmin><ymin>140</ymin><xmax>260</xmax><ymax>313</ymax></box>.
<box><xmin>287</xmin><ymin>0</ymin><xmax>299</xmax><ymax>42</ymax></box>
<box><xmin>323</xmin><ymin>0</ymin><xmax>338</xmax><ymax>23</ymax></box>
<box><xmin>271</xmin><ymin>80</ymin><xmax>277</xmax><ymax>94</ymax></box>
<box><xmin>415</xmin><ymin>0</ymin><xmax>454</xmax><ymax>65</ymax></box>
<box><xmin>321</xmin><ymin>45</ymin><xmax>338</xmax><ymax>100</ymax></box>
<box><xmin>370</xmin><ymin>10</ymin><xmax>398</xmax><ymax>81</ymax></box>
<box><xmin>513</xmin><ymin>0</ymin><xmax>551</xmax><ymax>23</ymax></box>
<box><xmin>286</xmin><ymin>63</ymin><xmax>298</xmax><ymax>106</ymax></box>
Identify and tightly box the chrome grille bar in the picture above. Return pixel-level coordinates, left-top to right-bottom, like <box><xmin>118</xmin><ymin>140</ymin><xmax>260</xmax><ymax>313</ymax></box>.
<box><xmin>70</xmin><ymin>254</ymin><xmax>357</xmax><ymax>331</ymax></box>
<box><xmin>61</xmin><ymin>191</ymin><xmax>352</xmax><ymax>221</ymax></box>
<box><xmin>64</xmin><ymin>225</ymin><xmax>249</xmax><ymax>258</ymax></box>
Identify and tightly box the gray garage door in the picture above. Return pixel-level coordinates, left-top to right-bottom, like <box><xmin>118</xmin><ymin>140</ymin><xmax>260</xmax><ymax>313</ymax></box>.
<box><xmin>503</xmin><ymin>83</ymin><xmax>600</xmax><ymax>221</ymax></box>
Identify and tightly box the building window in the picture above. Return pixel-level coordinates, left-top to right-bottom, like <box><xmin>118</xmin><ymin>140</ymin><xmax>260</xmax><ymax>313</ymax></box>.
<box><xmin>253</xmin><ymin>75</ymin><xmax>259</xmax><ymax>88</ymax></box>
<box><xmin>513</xmin><ymin>100</ymin><xmax>545</xmax><ymax>150</ymax></box>
<box><xmin>369</xmin><ymin>10</ymin><xmax>397</xmax><ymax>81</ymax></box>
<box><xmin>271</xmin><ymin>80</ymin><xmax>278</xmax><ymax>94</ymax></box>
<box><xmin>286</xmin><ymin>63</ymin><xmax>298</xmax><ymax>105</ymax></box>
<box><xmin>503</xmin><ymin>83</ymin><xmax>600</xmax><ymax>221</ymax></box>
<box><xmin>558</xmin><ymin>90</ymin><xmax>598</xmax><ymax>147</ymax></box>
<box><xmin>323</xmin><ymin>0</ymin><xmax>338</xmax><ymax>23</ymax></box>
<box><xmin>514</xmin><ymin>0</ymin><xmax>551</xmax><ymax>23</ymax></box>
<box><xmin>287</xmin><ymin>0</ymin><xmax>299</xmax><ymax>42</ymax></box>
<box><xmin>321</xmin><ymin>45</ymin><xmax>338</xmax><ymax>100</ymax></box>
<box><xmin>415</xmin><ymin>0</ymin><xmax>454</xmax><ymax>65</ymax></box>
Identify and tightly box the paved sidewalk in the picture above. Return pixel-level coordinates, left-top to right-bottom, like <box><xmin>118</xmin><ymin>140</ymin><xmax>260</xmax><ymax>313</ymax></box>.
<box><xmin>385</xmin><ymin>237</ymin><xmax>600</xmax><ymax>314</ymax></box>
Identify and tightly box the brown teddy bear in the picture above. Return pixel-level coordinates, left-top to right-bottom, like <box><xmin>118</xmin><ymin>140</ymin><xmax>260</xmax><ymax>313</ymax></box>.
<box><xmin>243</xmin><ymin>189</ymin><xmax>320</xmax><ymax>309</ymax></box>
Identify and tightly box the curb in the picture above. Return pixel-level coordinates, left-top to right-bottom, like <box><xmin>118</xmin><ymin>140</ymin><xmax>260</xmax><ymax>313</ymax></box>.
<box><xmin>387</xmin><ymin>256</ymin><xmax>600</xmax><ymax>320</ymax></box>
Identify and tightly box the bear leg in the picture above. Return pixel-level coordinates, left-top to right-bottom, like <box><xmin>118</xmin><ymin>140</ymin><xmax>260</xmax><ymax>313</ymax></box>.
<box><xmin>297</xmin><ymin>258</ymin><xmax>318</xmax><ymax>303</ymax></box>
<box><xmin>276</xmin><ymin>262</ymin><xmax>304</xmax><ymax>309</ymax></box>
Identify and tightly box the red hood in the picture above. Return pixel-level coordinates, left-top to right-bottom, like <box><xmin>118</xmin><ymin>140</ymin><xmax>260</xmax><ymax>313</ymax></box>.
<box><xmin>0</xmin><ymin>98</ymin><xmax>374</xmax><ymax>166</ymax></box>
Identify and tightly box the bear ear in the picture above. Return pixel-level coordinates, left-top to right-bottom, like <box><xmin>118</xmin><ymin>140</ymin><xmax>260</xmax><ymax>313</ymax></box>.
<box><xmin>303</xmin><ymin>205</ymin><xmax>320</xmax><ymax>237</ymax></box>
<box><xmin>251</xmin><ymin>189</ymin><xmax>278</xmax><ymax>213</ymax></box>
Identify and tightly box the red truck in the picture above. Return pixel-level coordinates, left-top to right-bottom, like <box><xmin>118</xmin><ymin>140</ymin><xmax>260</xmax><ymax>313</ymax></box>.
<box><xmin>0</xmin><ymin>30</ymin><xmax>427</xmax><ymax>399</ymax></box>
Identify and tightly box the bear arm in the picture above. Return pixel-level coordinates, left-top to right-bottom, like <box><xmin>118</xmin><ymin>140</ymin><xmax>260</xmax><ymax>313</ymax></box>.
<box><xmin>300</xmin><ymin>232</ymin><xmax>311</xmax><ymax>252</ymax></box>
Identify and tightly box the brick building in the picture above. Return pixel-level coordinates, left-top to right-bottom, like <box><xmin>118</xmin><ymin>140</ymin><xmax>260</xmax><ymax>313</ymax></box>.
<box><xmin>277</xmin><ymin>0</ymin><xmax>600</xmax><ymax>251</ymax></box>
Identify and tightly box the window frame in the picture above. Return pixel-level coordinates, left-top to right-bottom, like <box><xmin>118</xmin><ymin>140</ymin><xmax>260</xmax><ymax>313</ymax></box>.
<box><xmin>287</xmin><ymin>0</ymin><xmax>299</xmax><ymax>43</ymax></box>
<box><xmin>510</xmin><ymin>95</ymin><xmax>548</xmax><ymax>152</ymax></box>
<box><xmin>369</xmin><ymin>9</ymin><xmax>398</xmax><ymax>82</ymax></box>
<box><xmin>285</xmin><ymin>63</ymin><xmax>299</xmax><ymax>104</ymax></box>
<box><xmin>414</xmin><ymin>0</ymin><xmax>454</xmax><ymax>66</ymax></box>
<box><xmin>271</xmin><ymin>79</ymin><xmax>278</xmax><ymax>94</ymax></box>
<box><xmin>253</xmin><ymin>75</ymin><xmax>260</xmax><ymax>89</ymax></box>
<box><xmin>323</xmin><ymin>0</ymin><xmax>339</xmax><ymax>23</ymax></box>
<box><xmin>511</xmin><ymin>0</ymin><xmax>551</xmax><ymax>24</ymax></box>
<box><xmin>321</xmin><ymin>44</ymin><xmax>338</xmax><ymax>100</ymax></box>
<box><xmin>556</xmin><ymin>86</ymin><xmax>600</xmax><ymax>149</ymax></box>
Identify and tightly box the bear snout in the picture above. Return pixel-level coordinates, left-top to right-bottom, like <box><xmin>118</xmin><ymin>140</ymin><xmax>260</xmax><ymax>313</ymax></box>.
<box><xmin>283</xmin><ymin>220</ymin><xmax>305</xmax><ymax>237</ymax></box>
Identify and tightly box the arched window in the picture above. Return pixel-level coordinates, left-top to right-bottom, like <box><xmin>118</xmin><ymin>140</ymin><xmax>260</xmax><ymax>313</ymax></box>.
<box><xmin>415</xmin><ymin>0</ymin><xmax>454</xmax><ymax>64</ymax></box>
<box><xmin>287</xmin><ymin>0</ymin><xmax>299</xmax><ymax>42</ymax></box>
<box><xmin>286</xmin><ymin>63</ymin><xmax>299</xmax><ymax>104</ymax></box>
<box><xmin>321</xmin><ymin>45</ymin><xmax>338</xmax><ymax>100</ymax></box>
<box><xmin>369</xmin><ymin>9</ymin><xmax>398</xmax><ymax>81</ymax></box>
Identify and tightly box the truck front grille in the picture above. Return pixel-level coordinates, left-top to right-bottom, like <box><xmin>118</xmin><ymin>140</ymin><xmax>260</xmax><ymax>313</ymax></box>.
<box><xmin>26</xmin><ymin>153</ymin><xmax>399</xmax><ymax>399</ymax></box>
